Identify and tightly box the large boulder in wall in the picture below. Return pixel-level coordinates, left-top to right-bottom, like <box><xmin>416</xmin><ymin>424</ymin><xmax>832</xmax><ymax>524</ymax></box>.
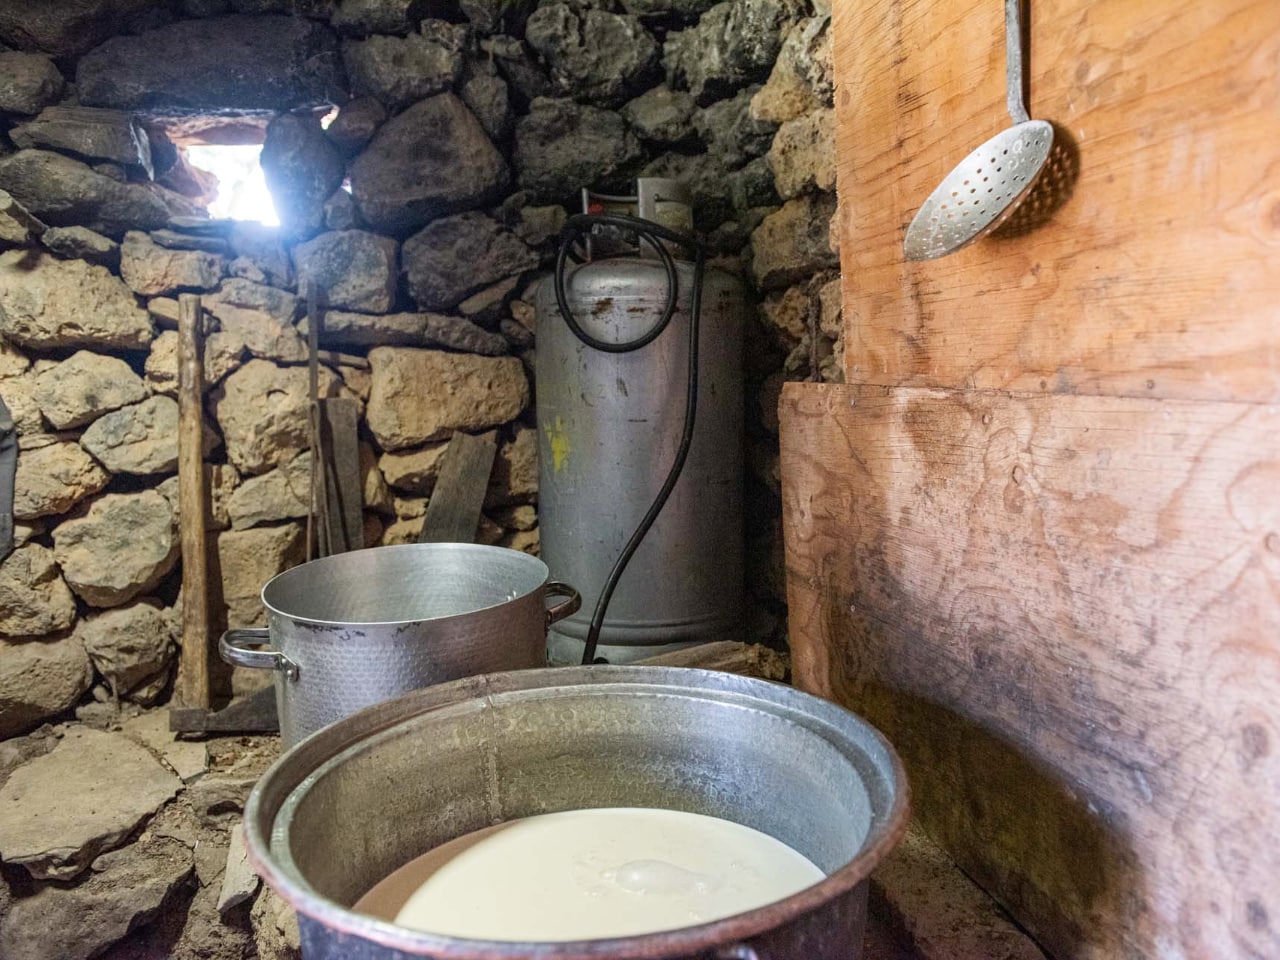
<box><xmin>349</xmin><ymin>93</ymin><xmax>509</xmax><ymax>235</ymax></box>
<box><xmin>75</xmin><ymin>15</ymin><xmax>346</xmax><ymax>113</ymax></box>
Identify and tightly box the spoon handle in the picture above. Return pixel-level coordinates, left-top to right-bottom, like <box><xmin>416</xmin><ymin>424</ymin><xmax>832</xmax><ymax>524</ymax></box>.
<box><xmin>1005</xmin><ymin>0</ymin><xmax>1031</xmax><ymax>124</ymax></box>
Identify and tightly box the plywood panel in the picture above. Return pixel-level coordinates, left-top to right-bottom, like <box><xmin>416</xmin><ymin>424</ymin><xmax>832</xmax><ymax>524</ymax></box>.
<box><xmin>832</xmin><ymin>0</ymin><xmax>1280</xmax><ymax>402</ymax></box>
<box><xmin>780</xmin><ymin>381</ymin><xmax>1280</xmax><ymax>959</ymax></box>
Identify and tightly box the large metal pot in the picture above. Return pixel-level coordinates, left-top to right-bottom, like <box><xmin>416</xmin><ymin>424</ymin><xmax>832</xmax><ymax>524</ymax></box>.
<box><xmin>219</xmin><ymin>543</ymin><xmax>580</xmax><ymax>747</ymax></box>
<box><xmin>244</xmin><ymin>666</ymin><xmax>909</xmax><ymax>960</ymax></box>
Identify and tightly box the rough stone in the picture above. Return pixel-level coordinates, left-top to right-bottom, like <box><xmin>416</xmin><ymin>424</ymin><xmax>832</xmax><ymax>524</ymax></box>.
<box><xmin>260</xmin><ymin>111</ymin><xmax>346</xmax><ymax>237</ymax></box>
<box><xmin>403</xmin><ymin>211</ymin><xmax>539</xmax><ymax>312</ymax></box>
<box><xmin>217</xmin><ymin>522</ymin><xmax>305</xmax><ymax>627</ymax></box>
<box><xmin>366</xmin><ymin>347</ymin><xmax>529</xmax><ymax>449</ymax></box>
<box><xmin>228</xmin><ymin>0</ymin><xmax>336</xmax><ymax>12</ymax></box>
<box><xmin>460</xmin><ymin>62</ymin><xmax>513</xmax><ymax>142</ymax></box>
<box><xmin>226</xmin><ymin>451</ymin><xmax>310</xmax><ymax>529</ymax></box>
<box><xmin>0</xmin><ymin>189</ymin><xmax>42</xmax><ymax>247</ymax></box>
<box><xmin>620</xmin><ymin>0</ymin><xmax>718</xmax><ymax>16</ymax></box>
<box><xmin>729</xmin><ymin>155</ymin><xmax>780</xmax><ymax>212</ymax></box>
<box><xmin>212</xmin><ymin>358</ymin><xmax>350</xmax><ymax>474</ymax></box>
<box><xmin>483</xmin><ymin>33</ymin><xmax>553</xmax><ymax>102</ymax></box>
<box><xmin>0</xmin><ymin>0</ymin><xmax>159</xmax><ymax>60</ymax></box>
<box><xmin>120</xmin><ymin>708</ymin><xmax>208</xmax><ymax>781</ymax></box>
<box><xmin>458</xmin><ymin>274</ymin><xmax>519</xmax><ymax>323</ymax></box>
<box><xmin>324</xmin><ymin>95</ymin><xmax>386</xmax><ymax>156</ymax></box>
<box><xmin>622</xmin><ymin>84</ymin><xmax>697</xmax><ymax>144</ymax></box>
<box><xmin>0</xmin><ymin>338</ymin><xmax>31</xmax><ymax>378</ymax></box>
<box><xmin>751</xmin><ymin>14</ymin><xmax>832</xmax><ymax>123</ymax></box>
<box><xmin>0</xmin><ymin>372</ymin><xmax>44</xmax><ymax>435</ymax></box>
<box><xmin>120</xmin><ymin>230</ymin><xmax>224</xmax><ymax>296</ymax></box>
<box><xmin>0</xmin><ymin>249</ymin><xmax>153</xmax><ymax>351</ymax></box>
<box><xmin>9</xmin><ymin>106</ymin><xmax>152</xmax><ymax>178</ymax></box>
<box><xmin>0</xmin><ymin>542</ymin><xmax>77</xmax><ymax>638</ymax></box>
<box><xmin>0</xmin><ymin>834</ymin><xmax>193</xmax><ymax>960</ymax></box>
<box><xmin>32</xmin><ymin>351</ymin><xmax>147</xmax><ymax>430</ymax></box>
<box><xmin>156</xmin><ymin>462</ymin><xmax>240</xmax><ymax>532</ymax></box>
<box><xmin>378</xmin><ymin>441</ymin><xmax>449</xmax><ymax>494</ymax></box>
<box><xmin>0</xmin><ymin>150</ymin><xmax>203</xmax><ymax>237</ymax></box>
<box><xmin>760</xmin><ymin>284</ymin><xmax>811</xmax><ymax>342</ymax></box>
<box><xmin>0</xmin><ymin>726</ymin><xmax>181</xmax><ymax>880</ymax></box>
<box><xmin>0</xmin><ymin>636</ymin><xmax>89</xmax><ymax>737</ymax></box>
<box><xmin>52</xmin><ymin>490</ymin><xmax>179</xmax><ymax>608</ymax></box>
<box><xmin>0</xmin><ymin>152</ymin><xmax>202</xmax><ymax>240</ymax></box>
<box><xmin>76</xmin><ymin>15</ymin><xmax>345</xmax><ymax>113</ymax></box>
<box><xmin>252</xmin><ymin>883</ymin><xmax>303</xmax><ymax>960</ymax></box>
<box><xmin>768</xmin><ymin>107</ymin><xmax>836</xmax><ymax>199</ymax></box>
<box><xmin>513</xmin><ymin>206</ymin><xmax>565</xmax><ymax>247</ymax></box>
<box><xmin>0</xmin><ymin>51</ymin><xmax>63</xmax><ymax>116</ymax></box>
<box><xmin>486</xmin><ymin>424</ymin><xmax>537</xmax><ymax>505</ymax></box>
<box><xmin>526</xmin><ymin>4</ymin><xmax>658</xmax><ymax>106</ymax></box>
<box><xmin>205</xmin><ymin>278</ymin><xmax>305</xmax><ymax>363</ymax></box>
<box><xmin>500</xmin><ymin>526</ymin><xmax>539</xmax><ymax>554</ymax></box>
<box><xmin>343</xmin><ymin>22</ymin><xmax>466</xmax><ymax>111</ymax></box>
<box><xmin>664</xmin><ymin>0</ymin><xmax>804</xmax><ymax>104</ymax></box>
<box><xmin>228</xmin><ymin>222</ymin><xmax>295</xmax><ymax>289</ymax></box>
<box><xmin>293</xmin><ymin>229</ymin><xmax>398</xmax><ymax>313</ymax></box>
<box><xmin>149</xmin><ymin>228</ymin><xmax>231</xmax><ymax>254</ymax></box>
<box><xmin>459</xmin><ymin>0</ymin><xmax>536</xmax><ymax>33</ymax></box>
<box><xmin>818</xmin><ymin>274</ymin><xmax>842</xmax><ymax>337</ymax></box>
<box><xmin>350</xmin><ymin>93</ymin><xmax>509</xmax><ymax>235</ymax></box>
<box><xmin>695</xmin><ymin>85</ymin><xmax>777</xmax><ymax>169</ymax></box>
<box><xmin>491</xmin><ymin>502</ymin><xmax>537</xmax><ymax>530</ymax></box>
<box><xmin>41</xmin><ymin>225</ymin><xmax>120</xmax><ymax>267</ymax></box>
<box><xmin>12</xmin><ymin>441</ymin><xmax>109</xmax><ymax>520</ymax></box>
<box><xmin>324</xmin><ymin>187</ymin><xmax>358</xmax><ymax>230</ymax></box>
<box><xmin>80</xmin><ymin>395</ymin><xmax>210</xmax><ymax>475</ymax></box>
<box><xmin>145</xmin><ymin>328</ymin><xmax>247</xmax><ymax>394</ymax></box>
<box><xmin>218</xmin><ymin>823</ymin><xmax>261</xmax><ymax>914</ymax></box>
<box><xmin>515</xmin><ymin>97</ymin><xmax>642</xmax><ymax>203</ymax></box>
<box><xmin>78</xmin><ymin>600</ymin><xmax>176</xmax><ymax>701</ymax></box>
<box><xmin>750</xmin><ymin>192</ymin><xmax>839</xmax><ymax>290</ymax></box>
<box><xmin>303</xmin><ymin>308</ymin><xmax>508</xmax><ymax>355</ymax></box>
<box><xmin>379</xmin><ymin>515</ymin><xmax>421</xmax><ymax>545</ymax></box>
<box><xmin>333</xmin><ymin>0</ymin><xmax>431</xmax><ymax>35</ymax></box>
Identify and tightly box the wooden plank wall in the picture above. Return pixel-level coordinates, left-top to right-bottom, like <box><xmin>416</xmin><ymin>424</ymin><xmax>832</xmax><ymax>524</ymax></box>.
<box><xmin>780</xmin><ymin>1</ymin><xmax>1280</xmax><ymax>958</ymax></box>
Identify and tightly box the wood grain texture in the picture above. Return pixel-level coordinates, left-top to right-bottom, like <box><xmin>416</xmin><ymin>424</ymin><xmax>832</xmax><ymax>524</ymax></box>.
<box><xmin>418</xmin><ymin>431</ymin><xmax>498</xmax><ymax>544</ymax></box>
<box><xmin>175</xmin><ymin>294</ymin><xmax>210</xmax><ymax>710</ymax></box>
<box><xmin>780</xmin><ymin>381</ymin><xmax>1280</xmax><ymax>960</ymax></box>
<box><xmin>833</xmin><ymin>0</ymin><xmax>1280</xmax><ymax>402</ymax></box>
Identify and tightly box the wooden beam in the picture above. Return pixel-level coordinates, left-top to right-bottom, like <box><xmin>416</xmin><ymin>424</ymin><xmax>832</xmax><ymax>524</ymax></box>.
<box><xmin>779</xmin><ymin>381</ymin><xmax>1280</xmax><ymax>959</ymax></box>
<box><xmin>175</xmin><ymin>294</ymin><xmax>210</xmax><ymax>710</ymax></box>
<box><xmin>832</xmin><ymin>0</ymin><xmax>1280</xmax><ymax>403</ymax></box>
<box><xmin>418</xmin><ymin>432</ymin><xmax>498</xmax><ymax>544</ymax></box>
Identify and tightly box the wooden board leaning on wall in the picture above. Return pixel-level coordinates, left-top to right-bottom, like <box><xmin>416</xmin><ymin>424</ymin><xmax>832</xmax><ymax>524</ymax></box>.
<box><xmin>779</xmin><ymin>382</ymin><xmax>1279</xmax><ymax>960</ymax></box>
<box><xmin>832</xmin><ymin>0</ymin><xmax>1280</xmax><ymax>403</ymax></box>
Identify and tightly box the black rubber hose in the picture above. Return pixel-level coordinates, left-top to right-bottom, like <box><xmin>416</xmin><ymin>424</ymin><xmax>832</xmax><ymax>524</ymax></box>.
<box><xmin>552</xmin><ymin>213</ymin><xmax>707</xmax><ymax>666</ymax></box>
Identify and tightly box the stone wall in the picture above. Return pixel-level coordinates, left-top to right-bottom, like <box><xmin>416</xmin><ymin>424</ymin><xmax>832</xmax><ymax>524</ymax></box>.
<box><xmin>0</xmin><ymin>0</ymin><xmax>837</xmax><ymax>953</ymax></box>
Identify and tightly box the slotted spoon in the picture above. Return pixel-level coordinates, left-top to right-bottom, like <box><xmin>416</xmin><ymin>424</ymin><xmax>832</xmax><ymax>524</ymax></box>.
<box><xmin>903</xmin><ymin>0</ymin><xmax>1053</xmax><ymax>261</ymax></box>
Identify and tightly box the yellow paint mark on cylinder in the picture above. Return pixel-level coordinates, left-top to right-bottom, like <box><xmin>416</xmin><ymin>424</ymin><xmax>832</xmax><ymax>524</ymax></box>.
<box><xmin>545</xmin><ymin>416</ymin><xmax>571</xmax><ymax>474</ymax></box>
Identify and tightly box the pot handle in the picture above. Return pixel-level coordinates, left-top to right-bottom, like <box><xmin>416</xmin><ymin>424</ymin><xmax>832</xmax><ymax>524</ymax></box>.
<box><xmin>712</xmin><ymin>947</ymin><xmax>760</xmax><ymax>960</ymax></box>
<box><xmin>219</xmin><ymin>628</ymin><xmax>299</xmax><ymax>682</ymax></box>
<box><xmin>543</xmin><ymin>581</ymin><xmax>582</xmax><ymax>628</ymax></box>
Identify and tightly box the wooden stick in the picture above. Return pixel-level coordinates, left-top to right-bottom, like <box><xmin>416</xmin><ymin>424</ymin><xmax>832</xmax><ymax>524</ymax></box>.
<box><xmin>305</xmin><ymin>284</ymin><xmax>323</xmax><ymax>561</ymax></box>
<box><xmin>175</xmin><ymin>294</ymin><xmax>210</xmax><ymax>710</ymax></box>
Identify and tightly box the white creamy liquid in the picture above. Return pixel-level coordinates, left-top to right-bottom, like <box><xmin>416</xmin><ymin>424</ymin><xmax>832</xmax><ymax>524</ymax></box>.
<box><xmin>357</xmin><ymin>807</ymin><xmax>825</xmax><ymax>942</ymax></box>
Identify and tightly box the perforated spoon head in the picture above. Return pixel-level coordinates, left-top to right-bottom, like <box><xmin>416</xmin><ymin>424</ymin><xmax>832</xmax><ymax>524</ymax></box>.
<box><xmin>903</xmin><ymin>119</ymin><xmax>1053</xmax><ymax>261</ymax></box>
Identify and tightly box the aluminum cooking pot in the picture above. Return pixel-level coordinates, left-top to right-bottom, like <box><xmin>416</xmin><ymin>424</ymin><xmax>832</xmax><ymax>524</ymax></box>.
<box><xmin>244</xmin><ymin>666</ymin><xmax>910</xmax><ymax>960</ymax></box>
<box><xmin>219</xmin><ymin>543</ymin><xmax>580</xmax><ymax>747</ymax></box>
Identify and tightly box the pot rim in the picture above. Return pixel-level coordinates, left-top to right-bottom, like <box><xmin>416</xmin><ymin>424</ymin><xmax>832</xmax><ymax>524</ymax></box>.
<box><xmin>259</xmin><ymin>542</ymin><xmax>553</xmax><ymax>629</ymax></box>
<box><xmin>244</xmin><ymin>666</ymin><xmax>911</xmax><ymax>960</ymax></box>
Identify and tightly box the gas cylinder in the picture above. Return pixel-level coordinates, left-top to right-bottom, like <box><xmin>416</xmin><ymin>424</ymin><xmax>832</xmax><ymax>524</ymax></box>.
<box><xmin>536</xmin><ymin>183</ymin><xmax>745</xmax><ymax>665</ymax></box>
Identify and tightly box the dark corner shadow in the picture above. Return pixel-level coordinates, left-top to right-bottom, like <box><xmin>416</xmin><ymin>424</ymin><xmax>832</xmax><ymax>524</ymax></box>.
<box><xmin>989</xmin><ymin>122</ymin><xmax>1082</xmax><ymax>242</ymax></box>
<box><xmin>855</xmin><ymin>683</ymin><xmax>1142</xmax><ymax>957</ymax></box>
